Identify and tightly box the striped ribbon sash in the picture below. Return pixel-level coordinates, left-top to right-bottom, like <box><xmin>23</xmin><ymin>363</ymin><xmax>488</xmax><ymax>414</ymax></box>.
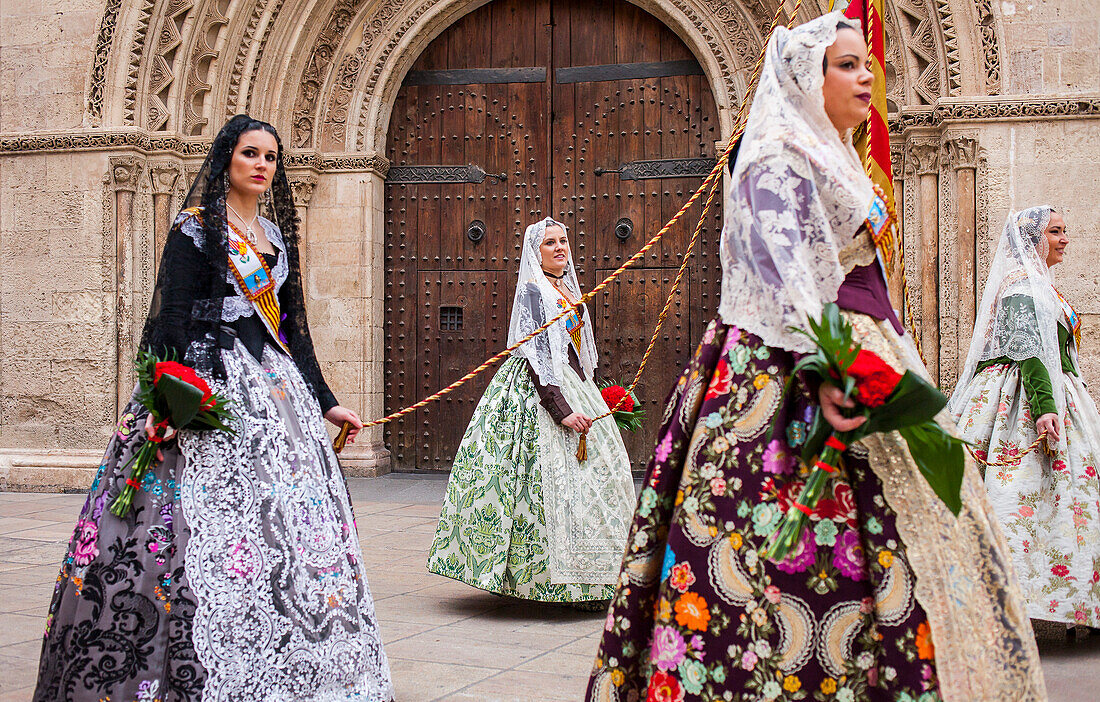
<box><xmin>866</xmin><ymin>189</ymin><xmax>896</xmax><ymax>274</ymax></box>
<box><xmin>1054</xmin><ymin>287</ymin><xmax>1081</xmax><ymax>348</ymax></box>
<box><xmin>226</xmin><ymin>222</ymin><xmax>289</xmax><ymax>353</ymax></box>
<box><xmin>555</xmin><ymin>294</ymin><xmax>586</xmax><ymax>351</ymax></box>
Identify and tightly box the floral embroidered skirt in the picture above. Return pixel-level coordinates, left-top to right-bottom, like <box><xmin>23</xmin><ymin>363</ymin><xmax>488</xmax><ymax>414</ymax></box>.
<box><xmin>952</xmin><ymin>362</ymin><xmax>1100</xmax><ymax>626</ymax></box>
<box><xmin>33</xmin><ymin>341</ymin><xmax>394</xmax><ymax>702</ymax></box>
<box><xmin>587</xmin><ymin>318</ymin><xmax>1045</xmax><ymax>702</ymax></box>
<box><xmin>427</xmin><ymin>355</ymin><xmax>636</xmax><ymax>603</ymax></box>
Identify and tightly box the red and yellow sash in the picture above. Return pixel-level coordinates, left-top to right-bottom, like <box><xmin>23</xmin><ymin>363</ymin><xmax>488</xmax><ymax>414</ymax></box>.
<box><xmin>866</xmin><ymin>188</ymin><xmax>896</xmax><ymax>273</ymax></box>
<box><xmin>226</xmin><ymin>222</ymin><xmax>289</xmax><ymax>353</ymax></box>
<box><xmin>1054</xmin><ymin>287</ymin><xmax>1081</xmax><ymax>349</ymax></box>
<box><xmin>554</xmin><ymin>292</ymin><xmax>585</xmax><ymax>351</ymax></box>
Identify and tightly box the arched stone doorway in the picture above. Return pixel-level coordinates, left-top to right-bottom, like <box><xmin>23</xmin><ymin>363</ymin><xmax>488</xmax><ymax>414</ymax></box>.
<box><xmin>382</xmin><ymin>0</ymin><xmax>723</xmax><ymax>471</ymax></box>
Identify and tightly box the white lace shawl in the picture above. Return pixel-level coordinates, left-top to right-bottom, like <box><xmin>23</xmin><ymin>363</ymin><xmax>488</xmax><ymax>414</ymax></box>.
<box><xmin>176</xmin><ymin>209</ymin><xmax>288</xmax><ymax>323</ymax></box>
<box><xmin>718</xmin><ymin>12</ymin><xmax>876</xmax><ymax>352</ymax></box>
<box><xmin>950</xmin><ymin>206</ymin><xmax>1068</xmax><ymax>446</ymax></box>
<box><xmin>507</xmin><ymin>217</ymin><xmax>598</xmax><ymax>387</ymax></box>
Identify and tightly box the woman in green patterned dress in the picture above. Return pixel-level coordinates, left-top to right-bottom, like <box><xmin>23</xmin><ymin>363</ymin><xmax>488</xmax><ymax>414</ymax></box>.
<box><xmin>427</xmin><ymin>217</ymin><xmax>637</xmax><ymax>604</ymax></box>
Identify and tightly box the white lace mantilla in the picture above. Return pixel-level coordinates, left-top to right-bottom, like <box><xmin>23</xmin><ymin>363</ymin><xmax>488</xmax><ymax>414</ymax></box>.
<box><xmin>717</xmin><ymin>12</ymin><xmax>876</xmax><ymax>353</ymax></box>
<box><xmin>178</xmin><ymin>341</ymin><xmax>393</xmax><ymax>702</ymax></box>
<box><xmin>177</xmin><ymin>211</ymin><xmax>289</xmax><ymax>323</ymax></box>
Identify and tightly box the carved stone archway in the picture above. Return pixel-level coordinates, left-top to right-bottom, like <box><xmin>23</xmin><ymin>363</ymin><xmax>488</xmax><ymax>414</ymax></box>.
<box><xmin>68</xmin><ymin>0</ymin><xmax>1000</xmax><ymax>473</ymax></box>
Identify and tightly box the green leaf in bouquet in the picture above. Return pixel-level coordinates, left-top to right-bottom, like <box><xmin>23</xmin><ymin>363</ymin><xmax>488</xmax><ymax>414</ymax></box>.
<box><xmin>863</xmin><ymin>371</ymin><xmax>948</xmax><ymax>434</ymax></box>
<box><xmin>158</xmin><ymin>373</ymin><xmax>205</xmax><ymax>429</ymax></box>
<box><xmin>897</xmin><ymin>421</ymin><xmax>966</xmax><ymax>516</ymax></box>
<box><xmin>800</xmin><ymin>409</ymin><xmax>832</xmax><ymax>467</ymax></box>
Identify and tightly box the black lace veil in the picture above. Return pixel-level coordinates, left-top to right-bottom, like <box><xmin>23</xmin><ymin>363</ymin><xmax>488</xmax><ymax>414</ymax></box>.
<box><xmin>140</xmin><ymin>115</ymin><xmax>333</xmax><ymax>407</ymax></box>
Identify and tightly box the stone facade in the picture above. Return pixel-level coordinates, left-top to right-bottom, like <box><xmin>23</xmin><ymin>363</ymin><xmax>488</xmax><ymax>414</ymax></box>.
<box><xmin>1</xmin><ymin>0</ymin><xmax>1098</xmax><ymax>485</ymax></box>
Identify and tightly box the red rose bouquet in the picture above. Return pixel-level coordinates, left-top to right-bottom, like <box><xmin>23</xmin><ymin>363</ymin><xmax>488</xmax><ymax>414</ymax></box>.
<box><xmin>762</xmin><ymin>303</ymin><xmax>967</xmax><ymax>562</ymax></box>
<box><xmin>599</xmin><ymin>380</ymin><xmax>645</xmax><ymax>432</ymax></box>
<box><xmin>110</xmin><ymin>349</ymin><xmax>235</xmax><ymax>517</ymax></box>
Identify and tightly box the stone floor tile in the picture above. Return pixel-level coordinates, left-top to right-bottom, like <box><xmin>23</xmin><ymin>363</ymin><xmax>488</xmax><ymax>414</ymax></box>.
<box><xmin>0</xmin><ymin>613</ymin><xmax>41</xmax><ymax>649</ymax></box>
<box><xmin>0</xmin><ymin>564</ymin><xmax>61</xmax><ymax>587</ymax></box>
<box><xmin>0</xmin><ymin>637</ymin><xmax>43</xmax><ymax>661</ymax></box>
<box><xmin>5</xmin><ymin>522</ymin><xmax>80</xmax><ymax>542</ymax></box>
<box><xmin>387</xmin><ymin>659</ymin><xmax>498</xmax><ymax>702</ymax></box>
<box><xmin>0</xmin><ymin>688</ymin><xmax>34</xmax><ymax>702</ymax></box>
<box><xmin>385</xmin><ymin>630</ymin><xmax>541</xmax><ymax>669</ymax></box>
<box><xmin>0</xmin><ymin>519</ymin><xmax>48</xmax><ymax>536</ymax></box>
<box><xmin>448</xmin><ymin>668</ymin><xmax>589</xmax><ymax>701</ymax></box>
<box><xmin>0</xmin><ymin>583</ymin><xmax>53</xmax><ymax>616</ymax></box>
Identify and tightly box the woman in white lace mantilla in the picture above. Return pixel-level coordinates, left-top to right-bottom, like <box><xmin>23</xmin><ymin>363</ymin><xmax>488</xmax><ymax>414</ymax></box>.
<box><xmin>950</xmin><ymin>206</ymin><xmax>1100</xmax><ymax>629</ymax></box>
<box><xmin>427</xmin><ymin>217</ymin><xmax>636</xmax><ymax>604</ymax></box>
<box><xmin>587</xmin><ymin>14</ymin><xmax>1044</xmax><ymax>702</ymax></box>
<box><xmin>34</xmin><ymin>115</ymin><xmax>394</xmax><ymax>702</ymax></box>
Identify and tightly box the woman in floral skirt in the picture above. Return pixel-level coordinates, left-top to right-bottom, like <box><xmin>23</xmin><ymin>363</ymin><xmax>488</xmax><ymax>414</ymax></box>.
<box><xmin>950</xmin><ymin>206</ymin><xmax>1100</xmax><ymax>630</ymax></box>
<box><xmin>586</xmin><ymin>14</ymin><xmax>1045</xmax><ymax>702</ymax></box>
<box><xmin>426</xmin><ymin>217</ymin><xmax>636</xmax><ymax>605</ymax></box>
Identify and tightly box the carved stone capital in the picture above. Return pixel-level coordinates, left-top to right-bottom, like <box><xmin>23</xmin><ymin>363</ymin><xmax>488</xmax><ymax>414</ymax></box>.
<box><xmin>907</xmin><ymin>142</ymin><xmax>940</xmax><ymax>176</ymax></box>
<box><xmin>149</xmin><ymin>162</ymin><xmax>182</xmax><ymax>195</ymax></box>
<box><xmin>944</xmin><ymin>136</ymin><xmax>978</xmax><ymax>171</ymax></box>
<box><xmin>109</xmin><ymin>156</ymin><xmax>144</xmax><ymax>192</ymax></box>
<box><xmin>289</xmin><ymin>174</ymin><xmax>318</xmax><ymax>208</ymax></box>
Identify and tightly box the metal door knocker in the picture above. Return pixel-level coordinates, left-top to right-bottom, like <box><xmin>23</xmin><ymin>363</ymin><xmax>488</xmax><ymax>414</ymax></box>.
<box><xmin>467</xmin><ymin>219</ymin><xmax>486</xmax><ymax>243</ymax></box>
<box><xmin>615</xmin><ymin>217</ymin><xmax>634</xmax><ymax>242</ymax></box>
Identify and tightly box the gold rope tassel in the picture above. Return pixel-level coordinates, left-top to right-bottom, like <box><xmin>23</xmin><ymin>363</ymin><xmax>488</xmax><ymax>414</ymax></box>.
<box><xmin>576</xmin><ymin>432</ymin><xmax>588</xmax><ymax>462</ymax></box>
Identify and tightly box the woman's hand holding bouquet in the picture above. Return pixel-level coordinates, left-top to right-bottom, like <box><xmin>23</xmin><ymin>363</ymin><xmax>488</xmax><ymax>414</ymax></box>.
<box><xmin>762</xmin><ymin>304</ymin><xmax>968</xmax><ymax>562</ymax></box>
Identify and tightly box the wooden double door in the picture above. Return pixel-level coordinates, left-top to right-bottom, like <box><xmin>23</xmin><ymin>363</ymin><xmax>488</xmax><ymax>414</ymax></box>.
<box><xmin>383</xmin><ymin>0</ymin><xmax>722</xmax><ymax>472</ymax></box>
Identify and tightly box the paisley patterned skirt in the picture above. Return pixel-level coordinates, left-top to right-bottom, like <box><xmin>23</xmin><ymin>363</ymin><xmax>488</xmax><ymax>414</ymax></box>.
<box><xmin>33</xmin><ymin>341</ymin><xmax>394</xmax><ymax>702</ymax></box>
<box><xmin>586</xmin><ymin>317</ymin><xmax>1046</xmax><ymax>702</ymax></box>
<box><xmin>427</xmin><ymin>355</ymin><xmax>636</xmax><ymax>602</ymax></box>
<box><xmin>952</xmin><ymin>362</ymin><xmax>1100</xmax><ymax>626</ymax></box>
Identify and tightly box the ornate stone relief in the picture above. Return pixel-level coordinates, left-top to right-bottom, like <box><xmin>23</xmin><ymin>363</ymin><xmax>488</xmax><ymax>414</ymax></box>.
<box><xmin>146</xmin><ymin>0</ymin><xmax>196</xmax><ymax>131</ymax></box>
<box><xmin>124</xmin><ymin>0</ymin><xmax>157</xmax><ymax>124</ymax></box>
<box><xmin>974</xmin><ymin>0</ymin><xmax>1001</xmax><ymax>94</ymax></box>
<box><xmin>288</xmin><ymin>174</ymin><xmax>318</xmax><ymax>208</ymax></box>
<box><xmin>87</xmin><ymin>0</ymin><xmax>124</xmax><ymax>124</ymax></box>
<box><xmin>182</xmin><ymin>2</ymin><xmax>231</xmax><ymax>136</ymax></box>
<box><xmin>292</xmin><ymin>0</ymin><xmax>371</xmax><ymax>149</ymax></box>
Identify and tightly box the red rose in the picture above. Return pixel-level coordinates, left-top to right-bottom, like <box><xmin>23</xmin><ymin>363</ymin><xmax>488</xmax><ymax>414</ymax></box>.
<box><xmin>845</xmin><ymin>349</ymin><xmax>903</xmax><ymax>407</ymax></box>
<box><xmin>646</xmin><ymin>670</ymin><xmax>685</xmax><ymax>702</ymax></box>
<box><xmin>155</xmin><ymin>361</ymin><xmax>215</xmax><ymax>408</ymax></box>
<box><xmin>601</xmin><ymin>385</ymin><xmax>634</xmax><ymax>413</ymax></box>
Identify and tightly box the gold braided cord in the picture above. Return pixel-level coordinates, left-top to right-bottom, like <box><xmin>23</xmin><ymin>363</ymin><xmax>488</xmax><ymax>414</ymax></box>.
<box><xmin>968</xmin><ymin>433</ymin><xmax>1050</xmax><ymax>467</ymax></box>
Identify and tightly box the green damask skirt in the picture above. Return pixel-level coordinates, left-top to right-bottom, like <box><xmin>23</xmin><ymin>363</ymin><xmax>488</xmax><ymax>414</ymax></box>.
<box><xmin>427</xmin><ymin>355</ymin><xmax>636</xmax><ymax>603</ymax></box>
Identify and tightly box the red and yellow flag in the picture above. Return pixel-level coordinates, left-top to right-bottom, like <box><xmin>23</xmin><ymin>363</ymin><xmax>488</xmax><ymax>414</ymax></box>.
<box><xmin>831</xmin><ymin>0</ymin><xmax>897</xmax><ymax>272</ymax></box>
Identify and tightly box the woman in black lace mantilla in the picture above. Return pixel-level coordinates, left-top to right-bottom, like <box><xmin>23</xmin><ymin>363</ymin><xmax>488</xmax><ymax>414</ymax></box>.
<box><xmin>33</xmin><ymin>115</ymin><xmax>394</xmax><ymax>702</ymax></box>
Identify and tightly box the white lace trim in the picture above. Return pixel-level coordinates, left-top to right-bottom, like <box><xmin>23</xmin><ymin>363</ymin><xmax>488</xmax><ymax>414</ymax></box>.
<box><xmin>176</xmin><ymin>211</ymin><xmax>289</xmax><ymax>323</ymax></box>
<box><xmin>533</xmin><ymin>364</ymin><xmax>635</xmax><ymax>584</ymax></box>
<box><xmin>178</xmin><ymin>342</ymin><xmax>393</xmax><ymax>702</ymax></box>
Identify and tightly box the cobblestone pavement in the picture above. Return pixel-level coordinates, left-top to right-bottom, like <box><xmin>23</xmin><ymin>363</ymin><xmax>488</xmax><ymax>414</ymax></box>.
<box><xmin>2</xmin><ymin>475</ymin><xmax>1099</xmax><ymax>701</ymax></box>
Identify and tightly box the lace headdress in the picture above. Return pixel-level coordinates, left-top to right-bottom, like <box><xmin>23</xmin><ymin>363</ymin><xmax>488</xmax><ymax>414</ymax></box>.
<box><xmin>950</xmin><ymin>206</ymin><xmax>1067</xmax><ymax>441</ymax></box>
<box><xmin>140</xmin><ymin>115</ymin><xmax>329</xmax><ymax>401</ymax></box>
<box><xmin>507</xmin><ymin>217</ymin><xmax>598</xmax><ymax>386</ymax></box>
<box><xmin>717</xmin><ymin>12</ymin><xmax>876</xmax><ymax>352</ymax></box>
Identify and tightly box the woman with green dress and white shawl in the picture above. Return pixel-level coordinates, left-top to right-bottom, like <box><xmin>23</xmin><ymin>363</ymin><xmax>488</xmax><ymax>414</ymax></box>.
<box><xmin>427</xmin><ymin>217</ymin><xmax>636</xmax><ymax>604</ymax></box>
<box><xmin>950</xmin><ymin>206</ymin><xmax>1100</xmax><ymax>629</ymax></box>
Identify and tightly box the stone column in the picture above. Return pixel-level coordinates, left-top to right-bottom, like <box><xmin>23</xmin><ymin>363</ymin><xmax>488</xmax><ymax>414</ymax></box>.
<box><xmin>888</xmin><ymin>143</ymin><xmax>906</xmax><ymax>309</ymax></box>
<box><xmin>339</xmin><ymin>155</ymin><xmax>391</xmax><ymax>476</ymax></box>
<box><xmin>289</xmin><ymin>173</ymin><xmax>318</xmax><ymax>271</ymax></box>
<box><xmin>908</xmin><ymin>141</ymin><xmax>940</xmax><ymax>383</ymax></box>
<box><xmin>946</xmin><ymin>136</ymin><xmax>978</xmax><ymax>378</ymax></box>
<box><xmin>149</xmin><ymin>163</ymin><xmax>181</xmax><ymax>272</ymax></box>
<box><xmin>109</xmin><ymin>156</ymin><xmax>144</xmax><ymax>413</ymax></box>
